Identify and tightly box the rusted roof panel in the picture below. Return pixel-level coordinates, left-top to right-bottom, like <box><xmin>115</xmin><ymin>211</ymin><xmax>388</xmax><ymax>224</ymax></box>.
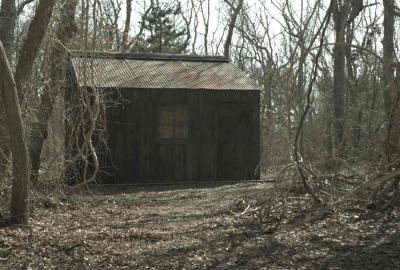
<box><xmin>70</xmin><ymin>52</ymin><xmax>260</xmax><ymax>91</ymax></box>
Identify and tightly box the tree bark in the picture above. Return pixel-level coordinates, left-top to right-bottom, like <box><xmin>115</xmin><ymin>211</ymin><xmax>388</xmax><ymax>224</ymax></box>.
<box><xmin>223</xmin><ymin>0</ymin><xmax>244</xmax><ymax>58</ymax></box>
<box><xmin>298</xmin><ymin>0</ymin><xmax>306</xmax><ymax>156</ymax></box>
<box><xmin>14</xmin><ymin>0</ymin><xmax>56</xmax><ymax>101</ymax></box>
<box><xmin>332</xmin><ymin>1</ymin><xmax>350</xmax><ymax>153</ymax></box>
<box><xmin>30</xmin><ymin>0</ymin><xmax>78</xmax><ymax>185</ymax></box>
<box><xmin>345</xmin><ymin>23</ymin><xmax>361</xmax><ymax>149</ymax></box>
<box><xmin>0</xmin><ymin>40</ymin><xmax>30</xmax><ymax>225</ymax></box>
<box><xmin>200</xmin><ymin>0</ymin><xmax>210</xmax><ymax>55</ymax></box>
<box><xmin>0</xmin><ymin>0</ymin><xmax>16</xmax><ymax>56</ymax></box>
<box><xmin>331</xmin><ymin>1</ymin><xmax>364</xmax><ymax>154</ymax></box>
<box><xmin>0</xmin><ymin>0</ymin><xmax>56</xmax><ymax>224</ymax></box>
<box><xmin>382</xmin><ymin>0</ymin><xmax>400</xmax><ymax>167</ymax></box>
<box><xmin>0</xmin><ymin>0</ymin><xmax>16</xmax><ymax>177</ymax></box>
<box><xmin>121</xmin><ymin>0</ymin><xmax>132</xmax><ymax>52</ymax></box>
<box><xmin>383</xmin><ymin>0</ymin><xmax>395</xmax><ymax>116</ymax></box>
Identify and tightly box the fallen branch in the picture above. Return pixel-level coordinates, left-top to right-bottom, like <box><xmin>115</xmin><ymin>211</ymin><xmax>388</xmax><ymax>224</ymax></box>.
<box><xmin>230</xmin><ymin>204</ymin><xmax>259</xmax><ymax>217</ymax></box>
<box><xmin>64</xmin><ymin>241</ymin><xmax>95</xmax><ymax>255</ymax></box>
<box><xmin>67</xmin><ymin>179</ymin><xmax>96</xmax><ymax>193</ymax></box>
<box><xmin>331</xmin><ymin>168</ymin><xmax>400</xmax><ymax>206</ymax></box>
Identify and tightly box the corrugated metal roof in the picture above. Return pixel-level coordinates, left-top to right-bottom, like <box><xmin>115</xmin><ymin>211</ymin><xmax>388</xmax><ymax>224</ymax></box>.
<box><xmin>70</xmin><ymin>52</ymin><xmax>260</xmax><ymax>91</ymax></box>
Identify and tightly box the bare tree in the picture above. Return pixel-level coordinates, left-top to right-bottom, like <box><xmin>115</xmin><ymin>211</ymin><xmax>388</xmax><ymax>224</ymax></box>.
<box><xmin>332</xmin><ymin>1</ymin><xmax>351</xmax><ymax>153</ymax></box>
<box><xmin>383</xmin><ymin>0</ymin><xmax>400</xmax><ymax>176</ymax></box>
<box><xmin>0</xmin><ymin>0</ymin><xmax>56</xmax><ymax>225</ymax></box>
<box><xmin>121</xmin><ymin>0</ymin><xmax>133</xmax><ymax>51</ymax></box>
<box><xmin>0</xmin><ymin>40</ymin><xmax>30</xmax><ymax>224</ymax></box>
<box><xmin>14</xmin><ymin>0</ymin><xmax>56</xmax><ymax>101</ymax></box>
<box><xmin>0</xmin><ymin>0</ymin><xmax>16</xmax><ymax>177</ymax></box>
<box><xmin>332</xmin><ymin>0</ymin><xmax>364</xmax><ymax>154</ymax></box>
<box><xmin>177</xmin><ymin>0</ymin><xmax>193</xmax><ymax>53</ymax></box>
<box><xmin>0</xmin><ymin>0</ymin><xmax>16</xmax><ymax>56</ymax></box>
<box><xmin>236</xmin><ymin>5</ymin><xmax>276</xmax><ymax>167</ymax></box>
<box><xmin>200</xmin><ymin>0</ymin><xmax>210</xmax><ymax>55</ymax></box>
<box><xmin>223</xmin><ymin>0</ymin><xmax>244</xmax><ymax>58</ymax></box>
<box><xmin>29</xmin><ymin>0</ymin><xmax>79</xmax><ymax>185</ymax></box>
<box><xmin>190</xmin><ymin>0</ymin><xmax>200</xmax><ymax>53</ymax></box>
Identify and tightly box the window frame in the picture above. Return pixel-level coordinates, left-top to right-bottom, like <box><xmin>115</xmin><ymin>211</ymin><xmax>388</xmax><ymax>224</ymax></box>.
<box><xmin>157</xmin><ymin>105</ymin><xmax>189</xmax><ymax>142</ymax></box>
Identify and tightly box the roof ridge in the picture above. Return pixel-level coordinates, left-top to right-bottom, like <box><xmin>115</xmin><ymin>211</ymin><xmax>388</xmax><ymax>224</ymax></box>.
<box><xmin>70</xmin><ymin>50</ymin><xmax>230</xmax><ymax>63</ymax></box>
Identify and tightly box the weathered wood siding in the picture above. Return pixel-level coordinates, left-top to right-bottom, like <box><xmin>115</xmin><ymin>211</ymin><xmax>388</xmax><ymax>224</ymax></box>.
<box><xmin>102</xmin><ymin>89</ymin><xmax>260</xmax><ymax>183</ymax></box>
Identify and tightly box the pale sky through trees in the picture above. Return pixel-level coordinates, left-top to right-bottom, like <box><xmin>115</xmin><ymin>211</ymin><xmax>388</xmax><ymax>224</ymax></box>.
<box><xmin>16</xmin><ymin>0</ymin><xmax>385</xmax><ymax>57</ymax></box>
<box><xmin>144</xmin><ymin>0</ymin><xmax>382</xmax><ymax>56</ymax></box>
<box><xmin>122</xmin><ymin>0</ymin><xmax>327</xmax><ymax>54</ymax></box>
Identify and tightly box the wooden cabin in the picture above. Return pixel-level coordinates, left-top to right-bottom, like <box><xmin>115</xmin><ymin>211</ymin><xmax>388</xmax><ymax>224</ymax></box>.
<box><xmin>67</xmin><ymin>52</ymin><xmax>260</xmax><ymax>183</ymax></box>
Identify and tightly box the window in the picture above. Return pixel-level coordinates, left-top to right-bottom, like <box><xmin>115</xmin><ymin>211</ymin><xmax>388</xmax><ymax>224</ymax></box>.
<box><xmin>158</xmin><ymin>106</ymin><xmax>188</xmax><ymax>139</ymax></box>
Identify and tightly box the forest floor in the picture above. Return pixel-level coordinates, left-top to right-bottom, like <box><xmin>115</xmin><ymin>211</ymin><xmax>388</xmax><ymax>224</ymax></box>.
<box><xmin>0</xmin><ymin>182</ymin><xmax>400</xmax><ymax>269</ymax></box>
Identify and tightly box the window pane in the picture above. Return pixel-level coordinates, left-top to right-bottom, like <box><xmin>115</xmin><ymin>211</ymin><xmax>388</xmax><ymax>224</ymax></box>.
<box><xmin>159</xmin><ymin>125</ymin><xmax>174</xmax><ymax>139</ymax></box>
<box><xmin>159</xmin><ymin>106</ymin><xmax>188</xmax><ymax>139</ymax></box>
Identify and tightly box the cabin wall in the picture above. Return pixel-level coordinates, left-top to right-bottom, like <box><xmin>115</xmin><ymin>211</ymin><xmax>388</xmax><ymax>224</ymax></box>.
<box><xmin>104</xmin><ymin>88</ymin><xmax>260</xmax><ymax>183</ymax></box>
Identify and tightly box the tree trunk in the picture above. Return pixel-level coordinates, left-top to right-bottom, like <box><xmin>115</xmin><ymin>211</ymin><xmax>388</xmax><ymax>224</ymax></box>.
<box><xmin>0</xmin><ymin>0</ymin><xmax>16</xmax><ymax>178</ymax></box>
<box><xmin>6</xmin><ymin>0</ymin><xmax>56</xmax><ymax>186</ymax></box>
<box><xmin>382</xmin><ymin>0</ymin><xmax>395</xmax><ymax>116</ymax></box>
<box><xmin>30</xmin><ymin>0</ymin><xmax>78</xmax><ymax>185</ymax></box>
<box><xmin>332</xmin><ymin>1</ymin><xmax>357</xmax><ymax>155</ymax></box>
<box><xmin>223</xmin><ymin>0</ymin><xmax>244</xmax><ymax>58</ymax></box>
<box><xmin>298</xmin><ymin>39</ymin><xmax>306</xmax><ymax>156</ymax></box>
<box><xmin>345</xmin><ymin>23</ymin><xmax>361</xmax><ymax>150</ymax></box>
<box><xmin>262</xmin><ymin>64</ymin><xmax>273</xmax><ymax>168</ymax></box>
<box><xmin>0</xmin><ymin>40</ymin><xmax>30</xmax><ymax>225</ymax></box>
<box><xmin>382</xmin><ymin>0</ymin><xmax>400</xmax><ymax>167</ymax></box>
<box><xmin>332</xmin><ymin>2</ymin><xmax>349</xmax><ymax>153</ymax></box>
<box><xmin>121</xmin><ymin>0</ymin><xmax>132</xmax><ymax>52</ymax></box>
<box><xmin>200</xmin><ymin>0</ymin><xmax>210</xmax><ymax>55</ymax></box>
<box><xmin>0</xmin><ymin>0</ymin><xmax>56</xmax><ymax>224</ymax></box>
<box><xmin>14</xmin><ymin>0</ymin><xmax>56</xmax><ymax>101</ymax></box>
<box><xmin>0</xmin><ymin>0</ymin><xmax>16</xmax><ymax>56</ymax></box>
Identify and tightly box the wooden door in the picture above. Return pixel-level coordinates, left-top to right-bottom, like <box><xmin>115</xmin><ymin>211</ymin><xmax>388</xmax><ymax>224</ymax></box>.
<box><xmin>217</xmin><ymin>102</ymin><xmax>252</xmax><ymax>180</ymax></box>
<box><xmin>157</xmin><ymin>143</ymin><xmax>186</xmax><ymax>181</ymax></box>
<box><xmin>156</xmin><ymin>105</ymin><xmax>188</xmax><ymax>181</ymax></box>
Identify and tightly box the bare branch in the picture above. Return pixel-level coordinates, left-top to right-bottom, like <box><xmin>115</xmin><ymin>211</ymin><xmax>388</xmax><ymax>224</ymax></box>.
<box><xmin>16</xmin><ymin>0</ymin><xmax>36</xmax><ymax>16</ymax></box>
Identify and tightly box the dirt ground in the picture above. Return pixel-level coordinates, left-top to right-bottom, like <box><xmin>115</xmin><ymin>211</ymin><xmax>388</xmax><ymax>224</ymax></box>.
<box><xmin>0</xmin><ymin>182</ymin><xmax>400</xmax><ymax>269</ymax></box>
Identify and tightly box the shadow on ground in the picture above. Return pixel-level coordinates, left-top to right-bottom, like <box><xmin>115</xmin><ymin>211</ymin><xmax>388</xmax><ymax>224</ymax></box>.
<box><xmin>0</xmin><ymin>183</ymin><xmax>399</xmax><ymax>269</ymax></box>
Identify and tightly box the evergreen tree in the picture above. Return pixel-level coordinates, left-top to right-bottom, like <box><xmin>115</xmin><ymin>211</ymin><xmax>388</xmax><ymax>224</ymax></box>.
<box><xmin>133</xmin><ymin>2</ymin><xmax>188</xmax><ymax>54</ymax></box>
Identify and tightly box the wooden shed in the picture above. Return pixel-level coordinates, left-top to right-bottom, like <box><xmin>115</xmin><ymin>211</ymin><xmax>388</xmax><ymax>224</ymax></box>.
<box><xmin>68</xmin><ymin>52</ymin><xmax>260</xmax><ymax>183</ymax></box>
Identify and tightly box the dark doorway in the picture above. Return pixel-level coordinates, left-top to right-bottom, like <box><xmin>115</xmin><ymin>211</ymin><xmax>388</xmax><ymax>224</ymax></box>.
<box><xmin>217</xmin><ymin>102</ymin><xmax>252</xmax><ymax>180</ymax></box>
